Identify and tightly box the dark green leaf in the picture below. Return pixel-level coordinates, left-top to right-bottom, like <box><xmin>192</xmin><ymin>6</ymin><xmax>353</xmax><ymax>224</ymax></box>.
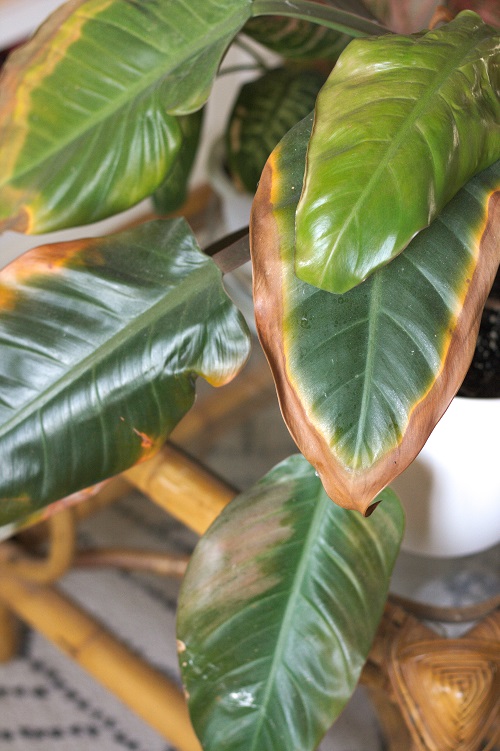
<box><xmin>250</xmin><ymin>0</ymin><xmax>390</xmax><ymax>37</ymax></box>
<box><xmin>0</xmin><ymin>219</ymin><xmax>250</xmax><ymax>525</ymax></box>
<box><xmin>177</xmin><ymin>455</ymin><xmax>404</xmax><ymax>751</ymax></box>
<box><xmin>226</xmin><ymin>66</ymin><xmax>327</xmax><ymax>193</ymax></box>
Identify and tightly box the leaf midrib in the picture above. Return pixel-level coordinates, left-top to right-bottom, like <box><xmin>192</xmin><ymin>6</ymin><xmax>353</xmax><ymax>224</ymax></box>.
<box><xmin>352</xmin><ymin>272</ymin><xmax>382</xmax><ymax>465</ymax></box>
<box><xmin>248</xmin><ymin>489</ymin><xmax>330</xmax><ymax>751</ymax></box>
<box><xmin>0</xmin><ymin>263</ymin><xmax>211</xmax><ymax>438</ymax></box>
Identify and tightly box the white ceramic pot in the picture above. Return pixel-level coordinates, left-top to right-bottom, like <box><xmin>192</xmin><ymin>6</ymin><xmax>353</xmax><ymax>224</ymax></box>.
<box><xmin>391</xmin><ymin>396</ymin><xmax>500</xmax><ymax>558</ymax></box>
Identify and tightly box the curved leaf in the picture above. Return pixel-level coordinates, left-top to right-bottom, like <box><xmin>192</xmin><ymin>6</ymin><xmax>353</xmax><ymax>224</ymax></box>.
<box><xmin>295</xmin><ymin>12</ymin><xmax>500</xmax><ymax>293</ymax></box>
<box><xmin>177</xmin><ymin>455</ymin><xmax>404</xmax><ymax>751</ymax></box>
<box><xmin>0</xmin><ymin>0</ymin><xmax>252</xmax><ymax>233</ymax></box>
<box><xmin>251</xmin><ymin>114</ymin><xmax>500</xmax><ymax>512</ymax></box>
<box><xmin>153</xmin><ymin>109</ymin><xmax>205</xmax><ymax>215</ymax></box>
<box><xmin>0</xmin><ymin>219</ymin><xmax>250</xmax><ymax>525</ymax></box>
<box><xmin>226</xmin><ymin>66</ymin><xmax>327</xmax><ymax>193</ymax></box>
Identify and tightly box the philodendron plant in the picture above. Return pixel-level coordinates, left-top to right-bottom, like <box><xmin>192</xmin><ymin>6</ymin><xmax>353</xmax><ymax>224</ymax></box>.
<box><xmin>0</xmin><ymin>0</ymin><xmax>499</xmax><ymax>749</ymax></box>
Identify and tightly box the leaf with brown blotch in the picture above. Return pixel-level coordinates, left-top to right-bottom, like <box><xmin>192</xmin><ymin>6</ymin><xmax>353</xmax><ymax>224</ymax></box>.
<box><xmin>178</xmin><ymin>455</ymin><xmax>404</xmax><ymax>751</ymax></box>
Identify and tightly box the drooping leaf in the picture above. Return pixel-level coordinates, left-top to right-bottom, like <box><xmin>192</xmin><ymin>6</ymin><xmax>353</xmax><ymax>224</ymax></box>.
<box><xmin>295</xmin><ymin>12</ymin><xmax>500</xmax><ymax>293</ymax></box>
<box><xmin>225</xmin><ymin>66</ymin><xmax>327</xmax><ymax>193</ymax></box>
<box><xmin>251</xmin><ymin>114</ymin><xmax>500</xmax><ymax>512</ymax></box>
<box><xmin>0</xmin><ymin>0</ymin><xmax>252</xmax><ymax>234</ymax></box>
<box><xmin>177</xmin><ymin>454</ymin><xmax>404</xmax><ymax>751</ymax></box>
<box><xmin>153</xmin><ymin>109</ymin><xmax>205</xmax><ymax>215</ymax></box>
<box><xmin>0</xmin><ymin>219</ymin><xmax>250</xmax><ymax>525</ymax></box>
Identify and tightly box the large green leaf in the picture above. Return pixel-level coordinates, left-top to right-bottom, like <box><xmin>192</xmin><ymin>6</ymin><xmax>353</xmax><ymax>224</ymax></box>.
<box><xmin>251</xmin><ymin>114</ymin><xmax>500</xmax><ymax>512</ymax></box>
<box><xmin>177</xmin><ymin>455</ymin><xmax>404</xmax><ymax>751</ymax></box>
<box><xmin>0</xmin><ymin>0</ymin><xmax>252</xmax><ymax>234</ymax></box>
<box><xmin>225</xmin><ymin>66</ymin><xmax>327</xmax><ymax>193</ymax></box>
<box><xmin>295</xmin><ymin>12</ymin><xmax>500</xmax><ymax>293</ymax></box>
<box><xmin>0</xmin><ymin>219</ymin><xmax>250</xmax><ymax>525</ymax></box>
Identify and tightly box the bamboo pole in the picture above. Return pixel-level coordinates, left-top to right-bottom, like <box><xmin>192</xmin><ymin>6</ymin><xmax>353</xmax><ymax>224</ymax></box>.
<box><xmin>0</xmin><ymin>508</ymin><xmax>76</xmax><ymax>583</ymax></box>
<box><xmin>0</xmin><ymin>573</ymin><xmax>201</xmax><ymax>751</ymax></box>
<box><xmin>170</xmin><ymin>351</ymin><xmax>276</xmax><ymax>449</ymax></box>
<box><xmin>74</xmin><ymin>548</ymin><xmax>189</xmax><ymax>577</ymax></box>
<box><xmin>126</xmin><ymin>444</ymin><xmax>235</xmax><ymax>535</ymax></box>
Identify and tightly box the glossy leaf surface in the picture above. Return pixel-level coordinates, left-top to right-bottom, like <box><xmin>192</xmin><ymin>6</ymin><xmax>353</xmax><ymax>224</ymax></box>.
<box><xmin>153</xmin><ymin>109</ymin><xmax>205</xmax><ymax>215</ymax></box>
<box><xmin>226</xmin><ymin>66</ymin><xmax>327</xmax><ymax>193</ymax></box>
<box><xmin>295</xmin><ymin>12</ymin><xmax>500</xmax><ymax>293</ymax></box>
<box><xmin>177</xmin><ymin>455</ymin><xmax>404</xmax><ymax>751</ymax></box>
<box><xmin>0</xmin><ymin>0</ymin><xmax>252</xmax><ymax>233</ymax></box>
<box><xmin>0</xmin><ymin>219</ymin><xmax>250</xmax><ymax>525</ymax></box>
<box><xmin>251</xmin><ymin>114</ymin><xmax>500</xmax><ymax>512</ymax></box>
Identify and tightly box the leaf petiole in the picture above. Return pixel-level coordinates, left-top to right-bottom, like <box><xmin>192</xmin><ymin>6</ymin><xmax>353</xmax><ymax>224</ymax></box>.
<box><xmin>250</xmin><ymin>0</ymin><xmax>391</xmax><ymax>37</ymax></box>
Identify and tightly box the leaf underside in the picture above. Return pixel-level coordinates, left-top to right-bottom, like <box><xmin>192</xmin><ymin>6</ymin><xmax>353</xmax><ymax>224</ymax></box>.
<box><xmin>251</xmin><ymin>113</ymin><xmax>500</xmax><ymax>512</ymax></box>
<box><xmin>0</xmin><ymin>0</ymin><xmax>252</xmax><ymax>233</ymax></box>
<box><xmin>177</xmin><ymin>454</ymin><xmax>404</xmax><ymax>751</ymax></box>
<box><xmin>0</xmin><ymin>219</ymin><xmax>250</xmax><ymax>526</ymax></box>
<box><xmin>295</xmin><ymin>12</ymin><xmax>500</xmax><ymax>293</ymax></box>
